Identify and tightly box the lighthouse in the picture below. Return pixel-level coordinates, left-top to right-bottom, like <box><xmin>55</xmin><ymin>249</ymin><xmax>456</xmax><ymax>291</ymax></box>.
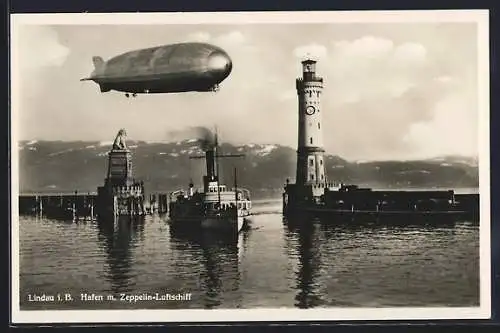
<box><xmin>282</xmin><ymin>59</ymin><xmax>470</xmax><ymax>219</ymax></box>
<box><xmin>295</xmin><ymin>59</ymin><xmax>326</xmax><ymax>187</ymax></box>
<box><xmin>283</xmin><ymin>58</ymin><xmax>338</xmax><ymax>213</ymax></box>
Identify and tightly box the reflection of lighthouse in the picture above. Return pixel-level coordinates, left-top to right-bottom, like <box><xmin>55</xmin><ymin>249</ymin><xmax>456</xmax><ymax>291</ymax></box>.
<box><xmin>295</xmin><ymin>59</ymin><xmax>327</xmax><ymax>188</ymax></box>
<box><xmin>286</xmin><ymin>223</ymin><xmax>323</xmax><ymax>308</ymax></box>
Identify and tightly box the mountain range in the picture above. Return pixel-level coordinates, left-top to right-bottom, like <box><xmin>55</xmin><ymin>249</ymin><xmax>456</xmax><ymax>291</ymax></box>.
<box><xmin>18</xmin><ymin>140</ymin><xmax>479</xmax><ymax>197</ymax></box>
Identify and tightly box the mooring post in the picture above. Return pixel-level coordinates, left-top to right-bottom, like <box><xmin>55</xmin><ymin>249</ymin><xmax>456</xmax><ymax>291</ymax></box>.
<box><xmin>113</xmin><ymin>196</ymin><xmax>118</xmax><ymax>217</ymax></box>
<box><xmin>39</xmin><ymin>196</ymin><xmax>43</xmax><ymax>216</ymax></box>
<box><xmin>150</xmin><ymin>195</ymin><xmax>153</xmax><ymax>214</ymax></box>
<box><xmin>74</xmin><ymin>190</ymin><xmax>78</xmax><ymax>220</ymax></box>
<box><xmin>150</xmin><ymin>198</ymin><xmax>154</xmax><ymax>214</ymax></box>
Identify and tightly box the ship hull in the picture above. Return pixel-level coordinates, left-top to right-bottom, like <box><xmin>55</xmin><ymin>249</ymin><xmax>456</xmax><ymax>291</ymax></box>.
<box><xmin>169</xmin><ymin>214</ymin><xmax>247</xmax><ymax>234</ymax></box>
<box><xmin>201</xmin><ymin>215</ymin><xmax>245</xmax><ymax>232</ymax></box>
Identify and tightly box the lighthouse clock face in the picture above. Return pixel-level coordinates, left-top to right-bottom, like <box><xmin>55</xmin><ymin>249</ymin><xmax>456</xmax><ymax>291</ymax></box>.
<box><xmin>305</xmin><ymin>105</ymin><xmax>316</xmax><ymax>115</ymax></box>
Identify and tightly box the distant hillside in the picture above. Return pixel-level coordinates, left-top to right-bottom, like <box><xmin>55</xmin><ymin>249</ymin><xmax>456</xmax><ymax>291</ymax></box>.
<box><xmin>17</xmin><ymin>140</ymin><xmax>479</xmax><ymax>197</ymax></box>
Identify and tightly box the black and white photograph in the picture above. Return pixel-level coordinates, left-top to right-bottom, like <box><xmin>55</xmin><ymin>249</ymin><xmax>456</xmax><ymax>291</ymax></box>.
<box><xmin>10</xmin><ymin>10</ymin><xmax>490</xmax><ymax>323</ymax></box>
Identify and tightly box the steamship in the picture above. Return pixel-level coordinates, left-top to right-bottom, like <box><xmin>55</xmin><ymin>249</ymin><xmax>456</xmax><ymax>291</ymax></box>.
<box><xmin>168</xmin><ymin>136</ymin><xmax>252</xmax><ymax>234</ymax></box>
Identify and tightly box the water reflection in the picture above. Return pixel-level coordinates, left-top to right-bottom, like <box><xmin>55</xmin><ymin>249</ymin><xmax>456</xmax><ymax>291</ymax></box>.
<box><xmin>238</xmin><ymin>227</ymin><xmax>251</xmax><ymax>260</ymax></box>
<box><xmin>283</xmin><ymin>213</ymin><xmax>478</xmax><ymax>308</ymax></box>
<box><xmin>286</xmin><ymin>221</ymin><xmax>324</xmax><ymax>308</ymax></box>
<box><xmin>168</xmin><ymin>228</ymin><xmax>243</xmax><ymax>309</ymax></box>
<box><xmin>96</xmin><ymin>215</ymin><xmax>145</xmax><ymax>294</ymax></box>
<box><xmin>286</xmin><ymin>212</ymin><xmax>469</xmax><ymax>228</ymax></box>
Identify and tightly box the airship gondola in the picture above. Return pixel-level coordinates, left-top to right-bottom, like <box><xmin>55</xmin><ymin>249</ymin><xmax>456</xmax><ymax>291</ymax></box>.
<box><xmin>80</xmin><ymin>42</ymin><xmax>233</xmax><ymax>97</ymax></box>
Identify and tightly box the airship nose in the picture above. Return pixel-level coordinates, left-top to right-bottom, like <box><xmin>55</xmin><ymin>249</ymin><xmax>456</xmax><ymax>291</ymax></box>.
<box><xmin>207</xmin><ymin>50</ymin><xmax>232</xmax><ymax>79</ymax></box>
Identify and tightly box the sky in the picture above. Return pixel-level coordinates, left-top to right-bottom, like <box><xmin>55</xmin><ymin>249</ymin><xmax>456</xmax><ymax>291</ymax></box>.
<box><xmin>14</xmin><ymin>21</ymin><xmax>480</xmax><ymax>161</ymax></box>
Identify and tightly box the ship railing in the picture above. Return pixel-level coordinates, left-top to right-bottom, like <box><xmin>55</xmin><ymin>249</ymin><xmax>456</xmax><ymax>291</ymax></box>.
<box><xmin>232</xmin><ymin>187</ymin><xmax>251</xmax><ymax>200</ymax></box>
<box><xmin>169</xmin><ymin>190</ymin><xmax>185</xmax><ymax>200</ymax></box>
<box><xmin>112</xmin><ymin>184</ymin><xmax>144</xmax><ymax>196</ymax></box>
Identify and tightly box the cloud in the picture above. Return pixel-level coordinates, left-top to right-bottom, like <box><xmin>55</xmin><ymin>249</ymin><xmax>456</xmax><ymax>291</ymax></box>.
<box><xmin>186</xmin><ymin>31</ymin><xmax>211</xmax><ymax>42</ymax></box>
<box><xmin>187</xmin><ymin>30</ymin><xmax>247</xmax><ymax>48</ymax></box>
<box><xmin>293</xmin><ymin>43</ymin><xmax>328</xmax><ymax>60</ymax></box>
<box><xmin>392</xmin><ymin>42</ymin><xmax>427</xmax><ymax>65</ymax></box>
<box><xmin>17</xmin><ymin>26</ymin><xmax>70</xmax><ymax>71</ymax></box>
<box><xmin>403</xmin><ymin>91</ymin><xmax>478</xmax><ymax>159</ymax></box>
<box><xmin>326</xmin><ymin>36</ymin><xmax>430</xmax><ymax>103</ymax></box>
<box><xmin>331</xmin><ymin>36</ymin><xmax>426</xmax><ymax>65</ymax></box>
<box><xmin>213</xmin><ymin>31</ymin><xmax>246</xmax><ymax>46</ymax></box>
<box><xmin>332</xmin><ymin>36</ymin><xmax>394</xmax><ymax>59</ymax></box>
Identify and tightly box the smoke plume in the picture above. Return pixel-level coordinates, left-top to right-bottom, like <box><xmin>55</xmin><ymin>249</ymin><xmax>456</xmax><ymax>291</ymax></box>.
<box><xmin>166</xmin><ymin>126</ymin><xmax>217</xmax><ymax>151</ymax></box>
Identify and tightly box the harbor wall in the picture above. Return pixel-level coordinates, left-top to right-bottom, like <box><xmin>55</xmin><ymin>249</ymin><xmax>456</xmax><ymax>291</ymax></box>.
<box><xmin>283</xmin><ymin>185</ymin><xmax>480</xmax><ymax>224</ymax></box>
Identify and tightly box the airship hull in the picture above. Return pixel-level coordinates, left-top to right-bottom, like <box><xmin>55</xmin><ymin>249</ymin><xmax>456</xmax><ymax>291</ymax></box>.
<box><xmin>82</xmin><ymin>42</ymin><xmax>233</xmax><ymax>94</ymax></box>
<box><xmin>97</xmin><ymin>71</ymin><xmax>221</xmax><ymax>93</ymax></box>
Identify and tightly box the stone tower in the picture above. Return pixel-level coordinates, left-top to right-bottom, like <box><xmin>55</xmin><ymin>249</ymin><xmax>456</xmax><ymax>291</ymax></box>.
<box><xmin>105</xmin><ymin>129</ymin><xmax>134</xmax><ymax>187</ymax></box>
<box><xmin>295</xmin><ymin>59</ymin><xmax>326</xmax><ymax>186</ymax></box>
<box><xmin>97</xmin><ymin>129</ymin><xmax>145</xmax><ymax>218</ymax></box>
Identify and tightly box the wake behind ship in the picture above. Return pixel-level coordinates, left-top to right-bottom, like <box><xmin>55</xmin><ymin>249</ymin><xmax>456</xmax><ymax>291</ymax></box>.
<box><xmin>168</xmin><ymin>135</ymin><xmax>251</xmax><ymax>234</ymax></box>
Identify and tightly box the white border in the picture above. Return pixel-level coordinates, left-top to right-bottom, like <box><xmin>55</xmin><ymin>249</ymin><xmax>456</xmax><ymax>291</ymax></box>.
<box><xmin>10</xmin><ymin>10</ymin><xmax>491</xmax><ymax>324</ymax></box>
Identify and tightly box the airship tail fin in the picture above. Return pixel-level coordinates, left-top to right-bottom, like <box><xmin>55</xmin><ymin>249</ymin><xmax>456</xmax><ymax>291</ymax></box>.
<box><xmin>92</xmin><ymin>56</ymin><xmax>105</xmax><ymax>74</ymax></box>
<box><xmin>99</xmin><ymin>83</ymin><xmax>111</xmax><ymax>93</ymax></box>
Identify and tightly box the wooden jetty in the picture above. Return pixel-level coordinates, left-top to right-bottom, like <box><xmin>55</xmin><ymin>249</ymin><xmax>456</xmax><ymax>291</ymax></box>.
<box><xmin>18</xmin><ymin>191</ymin><xmax>169</xmax><ymax>220</ymax></box>
<box><xmin>19</xmin><ymin>192</ymin><xmax>97</xmax><ymax>219</ymax></box>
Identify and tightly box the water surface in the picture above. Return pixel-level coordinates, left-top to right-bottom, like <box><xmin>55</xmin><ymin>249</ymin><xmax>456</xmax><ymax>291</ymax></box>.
<box><xmin>19</xmin><ymin>199</ymin><xmax>479</xmax><ymax>310</ymax></box>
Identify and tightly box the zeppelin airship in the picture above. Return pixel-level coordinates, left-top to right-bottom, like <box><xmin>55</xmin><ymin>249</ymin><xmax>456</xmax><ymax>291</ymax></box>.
<box><xmin>80</xmin><ymin>42</ymin><xmax>233</xmax><ymax>97</ymax></box>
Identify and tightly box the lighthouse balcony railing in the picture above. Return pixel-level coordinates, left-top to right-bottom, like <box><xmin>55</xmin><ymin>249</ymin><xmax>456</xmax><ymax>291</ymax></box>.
<box><xmin>284</xmin><ymin>181</ymin><xmax>342</xmax><ymax>189</ymax></box>
<box><xmin>296</xmin><ymin>77</ymin><xmax>323</xmax><ymax>85</ymax></box>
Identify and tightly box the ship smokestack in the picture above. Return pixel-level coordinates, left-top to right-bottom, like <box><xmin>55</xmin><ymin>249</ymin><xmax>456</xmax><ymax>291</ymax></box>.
<box><xmin>196</xmin><ymin>127</ymin><xmax>217</xmax><ymax>182</ymax></box>
<box><xmin>205</xmin><ymin>147</ymin><xmax>216</xmax><ymax>181</ymax></box>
